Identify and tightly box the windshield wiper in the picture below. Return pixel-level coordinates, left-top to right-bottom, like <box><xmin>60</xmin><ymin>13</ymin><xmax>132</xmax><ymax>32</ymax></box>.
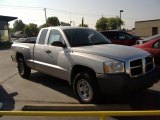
<box><xmin>93</xmin><ymin>42</ymin><xmax>109</xmax><ymax>45</ymax></box>
<box><xmin>73</xmin><ymin>43</ymin><xmax>93</xmax><ymax>47</ymax></box>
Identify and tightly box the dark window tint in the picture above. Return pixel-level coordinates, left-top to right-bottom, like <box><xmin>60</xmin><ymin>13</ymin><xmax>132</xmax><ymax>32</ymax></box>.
<box><xmin>38</xmin><ymin>29</ymin><xmax>48</xmax><ymax>44</ymax></box>
<box><xmin>102</xmin><ymin>32</ymin><xmax>118</xmax><ymax>39</ymax></box>
<box><xmin>64</xmin><ymin>29</ymin><xmax>110</xmax><ymax>47</ymax></box>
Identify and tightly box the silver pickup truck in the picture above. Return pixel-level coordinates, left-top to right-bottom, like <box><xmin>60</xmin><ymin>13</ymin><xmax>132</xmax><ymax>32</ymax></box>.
<box><xmin>11</xmin><ymin>27</ymin><xmax>159</xmax><ymax>103</ymax></box>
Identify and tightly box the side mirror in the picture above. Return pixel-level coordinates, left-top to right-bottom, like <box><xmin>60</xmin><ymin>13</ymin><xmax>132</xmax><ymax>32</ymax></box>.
<box><xmin>51</xmin><ymin>41</ymin><xmax>66</xmax><ymax>48</ymax></box>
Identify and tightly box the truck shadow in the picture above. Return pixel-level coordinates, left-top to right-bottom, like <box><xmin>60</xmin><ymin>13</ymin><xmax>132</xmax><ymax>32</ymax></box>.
<box><xmin>28</xmin><ymin>71</ymin><xmax>75</xmax><ymax>99</ymax></box>
<box><xmin>28</xmin><ymin>71</ymin><xmax>160</xmax><ymax>110</ymax></box>
<box><xmin>111</xmin><ymin>89</ymin><xmax>160</xmax><ymax>119</ymax></box>
<box><xmin>101</xmin><ymin>75</ymin><xmax>160</xmax><ymax>110</ymax></box>
<box><xmin>0</xmin><ymin>85</ymin><xmax>18</xmax><ymax>110</ymax></box>
<box><xmin>101</xmin><ymin>89</ymin><xmax>160</xmax><ymax>110</ymax></box>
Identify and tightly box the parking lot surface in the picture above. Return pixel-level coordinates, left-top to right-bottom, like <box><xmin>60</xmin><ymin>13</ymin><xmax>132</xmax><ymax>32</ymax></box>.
<box><xmin>0</xmin><ymin>49</ymin><xmax>160</xmax><ymax>120</ymax></box>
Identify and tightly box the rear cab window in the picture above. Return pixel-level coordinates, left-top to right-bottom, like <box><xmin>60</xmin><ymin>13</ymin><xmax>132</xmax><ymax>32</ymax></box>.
<box><xmin>38</xmin><ymin>29</ymin><xmax>48</xmax><ymax>45</ymax></box>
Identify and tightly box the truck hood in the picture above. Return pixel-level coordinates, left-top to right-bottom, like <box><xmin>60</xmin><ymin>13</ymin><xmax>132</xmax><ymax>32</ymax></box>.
<box><xmin>71</xmin><ymin>44</ymin><xmax>150</xmax><ymax>61</ymax></box>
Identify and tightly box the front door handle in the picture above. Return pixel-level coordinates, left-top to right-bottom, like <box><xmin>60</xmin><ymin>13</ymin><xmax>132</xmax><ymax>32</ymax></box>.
<box><xmin>45</xmin><ymin>50</ymin><xmax>51</xmax><ymax>53</ymax></box>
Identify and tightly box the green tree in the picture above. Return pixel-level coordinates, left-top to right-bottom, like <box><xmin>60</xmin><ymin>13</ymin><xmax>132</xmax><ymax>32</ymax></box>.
<box><xmin>13</xmin><ymin>20</ymin><xmax>25</xmax><ymax>32</ymax></box>
<box><xmin>79</xmin><ymin>24</ymin><xmax>88</xmax><ymax>27</ymax></box>
<box><xmin>108</xmin><ymin>17</ymin><xmax>124</xmax><ymax>30</ymax></box>
<box><xmin>24</xmin><ymin>23</ymin><xmax>39</xmax><ymax>37</ymax></box>
<box><xmin>39</xmin><ymin>23</ymin><xmax>47</xmax><ymax>29</ymax></box>
<box><xmin>9</xmin><ymin>27</ymin><xmax>14</xmax><ymax>33</ymax></box>
<box><xmin>95</xmin><ymin>17</ymin><xmax>108</xmax><ymax>30</ymax></box>
<box><xmin>47</xmin><ymin>17</ymin><xmax>60</xmax><ymax>26</ymax></box>
<box><xmin>95</xmin><ymin>17</ymin><xmax>124</xmax><ymax>30</ymax></box>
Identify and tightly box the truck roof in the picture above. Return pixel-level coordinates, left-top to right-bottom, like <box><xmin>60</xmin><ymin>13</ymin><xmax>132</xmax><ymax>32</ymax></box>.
<box><xmin>41</xmin><ymin>26</ymin><xmax>91</xmax><ymax>30</ymax></box>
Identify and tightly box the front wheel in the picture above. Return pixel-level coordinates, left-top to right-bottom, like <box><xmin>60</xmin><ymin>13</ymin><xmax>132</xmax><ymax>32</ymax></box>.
<box><xmin>73</xmin><ymin>71</ymin><xmax>99</xmax><ymax>103</ymax></box>
<box><xmin>18</xmin><ymin>58</ymin><xmax>31</xmax><ymax>79</ymax></box>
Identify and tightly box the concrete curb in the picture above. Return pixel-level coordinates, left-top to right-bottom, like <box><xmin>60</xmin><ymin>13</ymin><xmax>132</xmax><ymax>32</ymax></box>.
<box><xmin>22</xmin><ymin>104</ymin><xmax>131</xmax><ymax>111</ymax></box>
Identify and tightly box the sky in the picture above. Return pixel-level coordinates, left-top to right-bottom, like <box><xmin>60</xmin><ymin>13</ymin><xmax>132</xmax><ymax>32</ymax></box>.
<box><xmin>0</xmin><ymin>0</ymin><xmax>160</xmax><ymax>29</ymax></box>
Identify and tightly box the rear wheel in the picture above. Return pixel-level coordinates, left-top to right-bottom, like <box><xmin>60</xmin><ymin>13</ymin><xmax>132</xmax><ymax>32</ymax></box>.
<box><xmin>18</xmin><ymin>58</ymin><xmax>31</xmax><ymax>79</ymax></box>
<box><xmin>73</xmin><ymin>71</ymin><xmax>99</xmax><ymax>103</ymax></box>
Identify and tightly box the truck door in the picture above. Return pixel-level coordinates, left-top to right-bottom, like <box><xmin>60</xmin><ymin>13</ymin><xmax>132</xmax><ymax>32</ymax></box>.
<box><xmin>43</xmin><ymin>29</ymin><xmax>69</xmax><ymax>80</ymax></box>
<box><xmin>119</xmin><ymin>32</ymin><xmax>137</xmax><ymax>46</ymax></box>
<box><xmin>33</xmin><ymin>29</ymin><xmax>48</xmax><ymax>72</ymax></box>
<box><xmin>102</xmin><ymin>31</ymin><xmax>120</xmax><ymax>44</ymax></box>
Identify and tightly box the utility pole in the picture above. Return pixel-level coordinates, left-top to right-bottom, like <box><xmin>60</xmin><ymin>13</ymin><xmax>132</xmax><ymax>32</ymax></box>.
<box><xmin>82</xmin><ymin>17</ymin><xmax>84</xmax><ymax>27</ymax></box>
<box><xmin>69</xmin><ymin>12</ymin><xmax>72</xmax><ymax>26</ymax></box>
<box><xmin>102</xmin><ymin>14</ymin><xmax>103</xmax><ymax>18</ymax></box>
<box><xmin>44</xmin><ymin>8</ymin><xmax>47</xmax><ymax>26</ymax></box>
<box><xmin>120</xmin><ymin>10</ymin><xmax>123</xmax><ymax>30</ymax></box>
<box><xmin>117</xmin><ymin>18</ymin><xmax>118</xmax><ymax>30</ymax></box>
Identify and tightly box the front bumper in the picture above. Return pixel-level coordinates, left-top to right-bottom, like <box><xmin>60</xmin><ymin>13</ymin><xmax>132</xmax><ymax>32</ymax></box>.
<box><xmin>96</xmin><ymin>68</ymin><xmax>160</xmax><ymax>95</ymax></box>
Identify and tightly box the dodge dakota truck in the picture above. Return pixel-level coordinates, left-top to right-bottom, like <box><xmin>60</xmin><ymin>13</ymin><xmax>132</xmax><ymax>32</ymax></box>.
<box><xmin>11</xmin><ymin>27</ymin><xmax>159</xmax><ymax>103</ymax></box>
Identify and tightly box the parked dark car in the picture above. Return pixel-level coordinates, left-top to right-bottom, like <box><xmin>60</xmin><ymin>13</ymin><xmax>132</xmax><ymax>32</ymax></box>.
<box><xmin>134</xmin><ymin>35</ymin><xmax>160</xmax><ymax>67</ymax></box>
<box><xmin>13</xmin><ymin>37</ymin><xmax>37</xmax><ymax>43</ymax></box>
<box><xmin>100</xmin><ymin>30</ymin><xmax>140</xmax><ymax>46</ymax></box>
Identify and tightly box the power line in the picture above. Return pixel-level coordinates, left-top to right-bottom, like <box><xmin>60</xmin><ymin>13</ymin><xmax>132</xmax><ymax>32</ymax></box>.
<box><xmin>0</xmin><ymin>4</ymin><xmax>116</xmax><ymax>18</ymax></box>
<box><xmin>0</xmin><ymin>5</ymin><xmax>42</xmax><ymax>9</ymax></box>
<box><xmin>0</xmin><ymin>4</ymin><xmax>137</xmax><ymax>21</ymax></box>
<box><xmin>0</xmin><ymin>4</ymin><xmax>137</xmax><ymax>29</ymax></box>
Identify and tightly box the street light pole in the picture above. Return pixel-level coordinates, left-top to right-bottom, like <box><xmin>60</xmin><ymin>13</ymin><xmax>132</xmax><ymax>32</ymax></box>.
<box><xmin>44</xmin><ymin>8</ymin><xmax>47</xmax><ymax>26</ymax></box>
<box><xmin>120</xmin><ymin>10</ymin><xmax>123</xmax><ymax>30</ymax></box>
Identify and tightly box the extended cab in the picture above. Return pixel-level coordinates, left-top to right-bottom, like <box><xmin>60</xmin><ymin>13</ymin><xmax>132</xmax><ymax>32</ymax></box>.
<box><xmin>11</xmin><ymin>27</ymin><xmax>159</xmax><ymax>103</ymax></box>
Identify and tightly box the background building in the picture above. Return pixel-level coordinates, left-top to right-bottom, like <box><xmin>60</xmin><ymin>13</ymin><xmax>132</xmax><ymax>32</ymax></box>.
<box><xmin>135</xmin><ymin>19</ymin><xmax>160</xmax><ymax>38</ymax></box>
<box><xmin>0</xmin><ymin>15</ymin><xmax>17</xmax><ymax>42</ymax></box>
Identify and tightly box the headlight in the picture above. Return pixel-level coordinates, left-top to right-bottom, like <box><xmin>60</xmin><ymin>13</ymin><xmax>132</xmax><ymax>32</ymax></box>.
<box><xmin>104</xmin><ymin>61</ymin><xmax>124</xmax><ymax>74</ymax></box>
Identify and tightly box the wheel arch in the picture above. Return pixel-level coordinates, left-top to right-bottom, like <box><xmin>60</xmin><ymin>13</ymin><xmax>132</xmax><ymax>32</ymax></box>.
<box><xmin>16</xmin><ymin>53</ymin><xmax>24</xmax><ymax>62</ymax></box>
<box><xmin>70</xmin><ymin>65</ymin><xmax>96</xmax><ymax>86</ymax></box>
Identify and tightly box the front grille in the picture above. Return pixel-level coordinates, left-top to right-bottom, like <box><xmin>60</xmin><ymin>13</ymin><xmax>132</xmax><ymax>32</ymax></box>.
<box><xmin>145</xmin><ymin>56</ymin><xmax>152</xmax><ymax>63</ymax></box>
<box><xmin>131</xmin><ymin>67</ymin><xmax>143</xmax><ymax>76</ymax></box>
<box><xmin>130</xmin><ymin>59</ymin><xmax>142</xmax><ymax>67</ymax></box>
<box><xmin>145</xmin><ymin>56</ymin><xmax>154</xmax><ymax>73</ymax></box>
<box><xmin>129</xmin><ymin>56</ymin><xmax>154</xmax><ymax>77</ymax></box>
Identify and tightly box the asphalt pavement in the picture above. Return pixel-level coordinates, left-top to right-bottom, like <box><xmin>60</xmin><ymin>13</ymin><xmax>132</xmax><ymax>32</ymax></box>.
<box><xmin>0</xmin><ymin>49</ymin><xmax>160</xmax><ymax>120</ymax></box>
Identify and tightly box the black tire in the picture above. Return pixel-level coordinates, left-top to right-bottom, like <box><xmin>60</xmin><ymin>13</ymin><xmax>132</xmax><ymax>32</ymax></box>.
<box><xmin>73</xmin><ymin>71</ymin><xmax>99</xmax><ymax>104</ymax></box>
<box><xmin>18</xmin><ymin>58</ymin><xmax>31</xmax><ymax>79</ymax></box>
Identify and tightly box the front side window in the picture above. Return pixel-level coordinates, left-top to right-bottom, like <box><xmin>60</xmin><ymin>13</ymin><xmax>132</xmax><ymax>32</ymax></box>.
<box><xmin>119</xmin><ymin>32</ymin><xmax>132</xmax><ymax>40</ymax></box>
<box><xmin>48</xmin><ymin>29</ymin><xmax>64</xmax><ymax>45</ymax></box>
<box><xmin>153</xmin><ymin>40</ymin><xmax>160</xmax><ymax>49</ymax></box>
<box><xmin>64</xmin><ymin>29</ymin><xmax>110</xmax><ymax>47</ymax></box>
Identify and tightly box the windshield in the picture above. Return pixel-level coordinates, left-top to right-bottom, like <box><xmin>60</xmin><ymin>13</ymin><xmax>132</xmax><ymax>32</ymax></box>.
<box><xmin>63</xmin><ymin>28</ymin><xmax>111</xmax><ymax>47</ymax></box>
